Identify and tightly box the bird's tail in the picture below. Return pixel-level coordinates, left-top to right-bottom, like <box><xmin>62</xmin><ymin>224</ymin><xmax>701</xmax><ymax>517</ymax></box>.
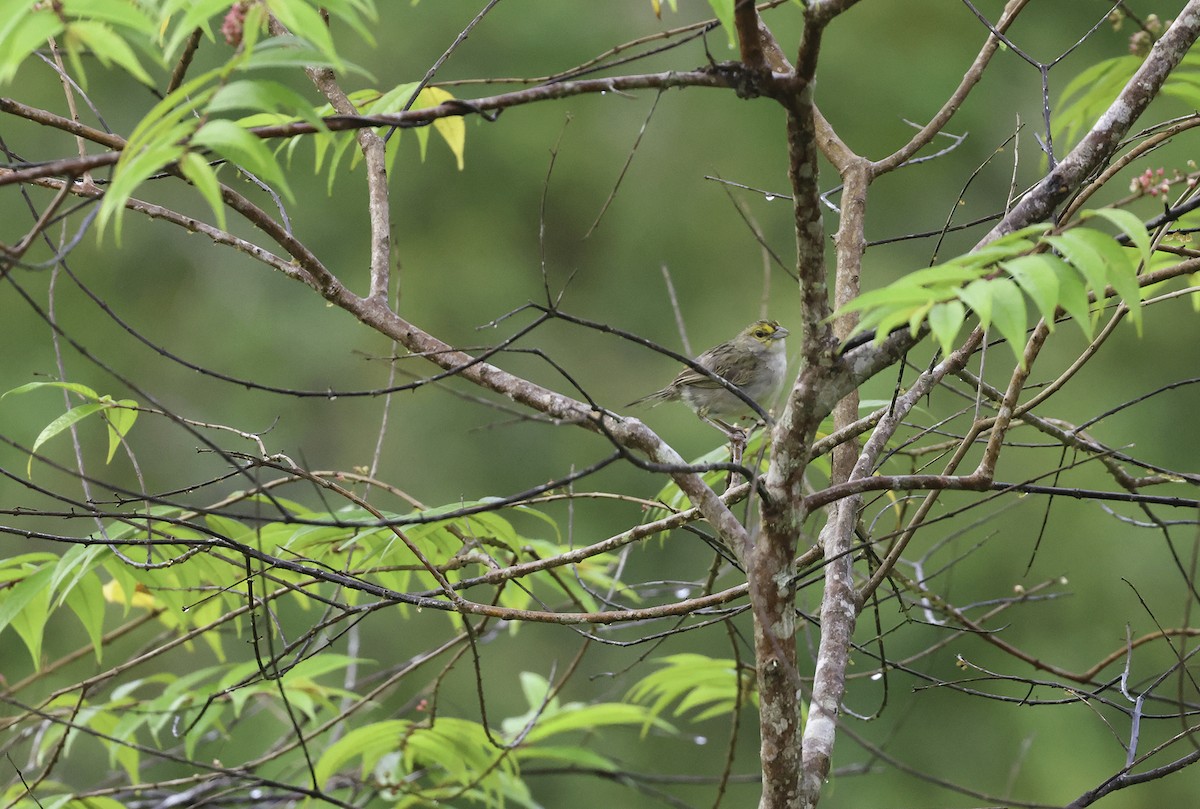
<box><xmin>626</xmin><ymin>388</ymin><xmax>675</xmax><ymax>408</ymax></box>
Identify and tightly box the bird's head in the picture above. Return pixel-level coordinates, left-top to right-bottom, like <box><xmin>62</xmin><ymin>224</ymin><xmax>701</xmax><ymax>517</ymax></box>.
<box><xmin>741</xmin><ymin>320</ymin><xmax>789</xmax><ymax>349</ymax></box>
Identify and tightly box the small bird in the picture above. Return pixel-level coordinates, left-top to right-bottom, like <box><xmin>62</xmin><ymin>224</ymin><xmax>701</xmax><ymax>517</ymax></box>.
<box><xmin>628</xmin><ymin>319</ymin><xmax>790</xmax><ymax>433</ymax></box>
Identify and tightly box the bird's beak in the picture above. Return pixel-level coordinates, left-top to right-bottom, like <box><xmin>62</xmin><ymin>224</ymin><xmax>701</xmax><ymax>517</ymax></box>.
<box><xmin>772</xmin><ymin>326</ymin><xmax>790</xmax><ymax>340</ymax></box>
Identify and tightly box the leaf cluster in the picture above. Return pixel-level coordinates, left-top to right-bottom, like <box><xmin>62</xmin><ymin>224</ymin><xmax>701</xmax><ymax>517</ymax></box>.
<box><xmin>837</xmin><ymin>209</ymin><xmax>1153</xmax><ymax>366</ymax></box>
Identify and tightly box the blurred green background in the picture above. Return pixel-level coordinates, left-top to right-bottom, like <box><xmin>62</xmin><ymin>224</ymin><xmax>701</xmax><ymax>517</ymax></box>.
<box><xmin>2</xmin><ymin>1</ymin><xmax>1199</xmax><ymax>807</ymax></box>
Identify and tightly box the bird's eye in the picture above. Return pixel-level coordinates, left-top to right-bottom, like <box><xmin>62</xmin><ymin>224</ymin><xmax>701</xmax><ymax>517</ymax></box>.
<box><xmin>755</xmin><ymin>328</ymin><xmax>769</xmax><ymax>338</ymax></box>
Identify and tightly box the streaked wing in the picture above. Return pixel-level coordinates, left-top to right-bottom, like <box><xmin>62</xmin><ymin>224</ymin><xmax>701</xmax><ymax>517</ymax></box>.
<box><xmin>669</xmin><ymin>362</ymin><xmax>754</xmax><ymax>390</ymax></box>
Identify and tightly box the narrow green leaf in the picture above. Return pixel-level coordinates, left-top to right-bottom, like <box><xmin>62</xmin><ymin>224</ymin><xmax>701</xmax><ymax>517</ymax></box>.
<box><xmin>955</xmin><ymin>278</ymin><xmax>994</xmax><ymax>329</ymax></box>
<box><xmin>951</xmin><ymin>239</ymin><xmax>1038</xmax><ymax>269</ymax></box>
<box><xmin>318</xmin><ymin>0</ymin><xmax>379</xmax><ymax>46</ymax></box>
<box><xmin>419</xmin><ymin>87</ymin><xmax>465</xmax><ymax>170</ymax></box>
<box><xmin>267</xmin><ymin>0</ymin><xmax>342</xmax><ymax>68</ymax></box>
<box><xmin>1058</xmin><ymin>55</ymin><xmax>1137</xmax><ymax>109</ymax></box>
<box><xmin>1053</xmin><ymin>56</ymin><xmax>1138</xmax><ymax>146</ymax></box>
<box><xmin>241</xmin><ymin>35</ymin><xmax>368</xmax><ymax>77</ymax></box>
<box><xmin>524</xmin><ymin>703</ymin><xmax>672</xmax><ymax>744</ymax></box>
<box><xmin>66</xmin><ymin>0</ymin><xmax>159</xmax><ymax>33</ymax></box>
<box><xmin>842</xmin><ymin>304</ymin><xmax>894</xmax><ymax>345</ymax></box>
<box><xmin>0</xmin><ymin>4</ymin><xmax>64</xmax><ymax>85</ymax></box>
<box><xmin>513</xmin><ymin>743</ymin><xmax>616</xmax><ymax>770</ymax></box>
<box><xmin>210</xmin><ymin>79</ymin><xmax>328</xmax><ymax>132</ymax></box>
<box><xmin>326</xmin><ymin>131</ymin><xmax>359</xmax><ymax>193</ymax></box>
<box><xmin>123</xmin><ymin>69</ymin><xmax>220</xmax><ymax>155</ymax></box>
<box><xmin>1083</xmin><ymin>208</ymin><xmax>1152</xmax><ymax>268</ymax></box>
<box><xmin>986</xmin><ymin>278</ymin><xmax>1030</xmax><ymax>367</ymax></box>
<box><xmin>285</xmin><ymin>653</ymin><xmax>367</xmax><ymax>681</ymax></box>
<box><xmin>178</xmin><ymin>152</ymin><xmax>227</xmax><ymax>230</ymax></box>
<box><xmin>875</xmin><ymin>305</ymin><xmax>926</xmax><ymax>342</ymax></box>
<box><xmin>205</xmin><ymin>513</ymin><xmax>250</xmax><ymax>543</ymax></box>
<box><xmin>191</xmin><ymin>119</ymin><xmax>292</xmax><ymax>199</ymax></box>
<box><xmin>1048</xmin><ymin>258</ymin><xmax>1094</xmax><ymax>338</ymax></box>
<box><xmin>1002</xmin><ymin>255</ymin><xmax>1060</xmax><ymax>326</ymax></box>
<box><xmin>48</xmin><ymin>543</ymin><xmax>106</xmax><ymax>606</ymax></box>
<box><xmin>3</xmin><ymin>380</ymin><xmax>100</xmax><ymax>401</ymax></box>
<box><xmin>907</xmin><ymin>300</ymin><xmax>934</xmax><ymax>337</ymax></box>
<box><xmin>161</xmin><ymin>0</ymin><xmax>235</xmax><ymax>59</ymax></box>
<box><xmin>65</xmin><ymin>575</ymin><xmax>106</xmax><ymax>663</ymax></box>
<box><xmin>98</xmin><ymin>134</ymin><xmax>190</xmax><ymax>239</ymax></box>
<box><xmin>0</xmin><ymin>564</ymin><xmax>54</xmax><ymax>636</ymax></box>
<box><xmin>28</xmin><ymin>403</ymin><xmax>106</xmax><ymax>477</ymax></box>
<box><xmin>928</xmin><ymin>300</ymin><xmax>966</xmax><ymax>356</ymax></box>
<box><xmin>835</xmin><ymin>284</ymin><xmax>942</xmax><ymax>315</ymax></box>
<box><xmin>885</xmin><ymin>263</ymin><xmax>986</xmax><ymax>289</ymax></box>
<box><xmin>315</xmin><ymin>720</ymin><xmax>410</xmax><ymax>787</ymax></box>
<box><xmin>2</xmin><ymin>567</ymin><xmax>54</xmax><ymax>668</ymax></box>
<box><xmin>706</xmin><ymin>0</ymin><xmax>735</xmax><ymax>47</ymax></box>
<box><xmin>1044</xmin><ymin>232</ymin><xmax>1108</xmax><ymax>302</ymax></box>
<box><xmin>992</xmin><ymin>222</ymin><xmax>1056</xmax><ymax>244</ymax></box>
<box><xmin>103</xmin><ymin>399</ymin><xmax>139</xmax><ymax>463</ymax></box>
<box><xmin>66</xmin><ymin>19</ymin><xmax>154</xmax><ymax>85</ymax></box>
<box><xmin>1061</xmin><ymin>227</ymin><xmax>1143</xmax><ymax>333</ymax></box>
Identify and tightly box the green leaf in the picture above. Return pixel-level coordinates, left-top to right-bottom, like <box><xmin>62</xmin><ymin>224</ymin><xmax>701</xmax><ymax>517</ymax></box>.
<box><xmin>1044</xmin><ymin>231</ymin><xmax>1108</xmax><ymax>304</ymax></box>
<box><xmin>1002</xmin><ymin>254</ymin><xmax>1060</xmax><ymax>326</ymax></box>
<box><xmin>522</xmin><ymin>701</ymin><xmax>670</xmax><ymax>743</ymax></box>
<box><xmin>986</xmin><ymin>277</ymin><xmax>1029</xmax><ymax>367</ymax></box>
<box><xmin>1</xmin><ymin>566</ymin><xmax>54</xmax><ymax>669</ymax></box>
<box><xmin>27</xmin><ymin>403</ymin><xmax>105</xmax><ymax>477</ymax></box>
<box><xmin>0</xmin><ymin>2</ymin><xmax>64</xmax><ymax>85</ymax></box>
<box><xmin>64</xmin><ymin>573</ymin><xmax>107</xmax><ymax>664</ymax></box>
<box><xmin>955</xmin><ymin>278</ymin><xmax>994</xmax><ymax>330</ymax></box>
<box><xmin>240</xmin><ymin>35</ymin><xmax>368</xmax><ymax>77</ymax></box>
<box><xmin>1060</xmin><ymin>227</ymin><xmax>1143</xmax><ymax>333</ymax></box>
<box><xmin>285</xmin><ymin>653</ymin><xmax>366</xmax><ymax>681</ymax></box>
<box><xmin>97</xmin><ymin>68</ymin><xmax>227</xmax><ymax>237</ymax></box>
<box><xmin>835</xmin><ymin>283</ymin><xmax>944</xmax><ymax>315</ymax></box>
<box><xmin>928</xmin><ymin>299</ymin><xmax>966</xmax><ymax>356</ymax></box>
<box><xmin>1053</xmin><ymin>56</ymin><xmax>1139</xmax><ymax>147</ymax></box>
<box><xmin>47</xmin><ymin>543</ymin><xmax>107</xmax><ymax>606</ymax></box>
<box><xmin>512</xmin><ymin>743</ymin><xmax>616</xmax><ymax>770</ymax></box>
<box><xmin>907</xmin><ymin>300</ymin><xmax>934</xmax><ymax>337</ymax></box>
<box><xmin>3</xmin><ymin>380</ymin><xmax>100</xmax><ymax>401</ymax></box>
<box><xmin>885</xmin><ymin>263</ymin><xmax>987</xmax><ymax>290</ymax></box>
<box><xmin>161</xmin><ymin>0</ymin><xmax>235</xmax><ymax>59</ymax></box>
<box><xmin>4</xmin><ymin>384</ymin><xmax>138</xmax><ymax>474</ymax></box>
<box><xmin>98</xmin><ymin>130</ymin><xmax>191</xmax><ymax>239</ymax></box>
<box><xmin>67</xmin><ymin>0</ymin><xmax>159</xmax><ymax>33</ymax></box>
<box><xmin>103</xmin><ymin>399</ymin><xmax>139</xmax><ymax>463</ymax></box>
<box><xmin>316</xmin><ymin>720</ymin><xmax>411</xmax><ymax>787</ymax></box>
<box><xmin>948</xmin><ymin>238</ymin><xmax>1038</xmax><ymax>269</ymax></box>
<box><xmin>1083</xmin><ymin>207</ymin><xmax>1152</xmax><ymax>268</ymax></box>
<box><xmin>318</xmin><ymin>0</ymin><xmax>379</xmax><ymax>46</ymax></box>
<box><xmin>205</xmin><ymin>513</ymin><xmax>251</xmax><ymax>543</ymax></box>
<box><xmin>211</xmin><ymin>79</ymin><xmax>328</xmax><ymax>132</ymax></box>
<box><xmin>627</xmin><ymin>654</ymin><xmax>752</xmax><ymax>729</ymax></box>
<box><xmin>178</xmin><ymin>152</ymin><xmax>227</xmax><ymax>230</ymax></box>
<box><xmin>417</xmin><ymin>87</ymin><xmax>465</xmax><ymax>170</ymax></box>
<box><xmin>191</xmin><ymin>119</ymin><xmax>292</xmax><ymax>198</ymax></box>
<box><xmin>706</xmin><ymin>0</ymin><xmax>735</xmax><ymax>47</ymax></box>
<box><xmin>1049</xmin><ymin>256</ymin><xmax>1095</xmax><ymax>338</ymax></box>
<box><xmin>65</xmin><ymin>19</ymin><xmax>154</xmax><ymax>86</ymax></box>
<box><xmin>267</xmin><ymin>0</ymin><xmax>343</xmax><ymax>68</ymax></box>
<box><xmin>124</xmin><ymin>70</ymin><xmax>221</xmax><ymax>151</ymax></box>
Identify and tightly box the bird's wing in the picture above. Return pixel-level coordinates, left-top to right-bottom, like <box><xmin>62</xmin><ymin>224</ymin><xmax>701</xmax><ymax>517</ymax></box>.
<box><xmin>669</xmin><ymin>363</ymin><xmax>753</xmax><ymax>390</ymax></box>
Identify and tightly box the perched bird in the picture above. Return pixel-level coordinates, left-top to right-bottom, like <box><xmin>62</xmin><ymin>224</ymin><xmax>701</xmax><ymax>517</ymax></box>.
<box><xmin>628</xmin><ymin>319</ymin><xmax>789</xmax><ymax>433</ymax></box>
